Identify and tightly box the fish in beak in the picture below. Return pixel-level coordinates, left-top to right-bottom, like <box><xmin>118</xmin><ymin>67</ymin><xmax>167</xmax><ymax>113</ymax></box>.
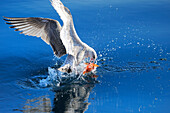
<box><xmin>83</xmin><ymin>63</ymin><xmax>99</xmax><ymax>74</ymax></box>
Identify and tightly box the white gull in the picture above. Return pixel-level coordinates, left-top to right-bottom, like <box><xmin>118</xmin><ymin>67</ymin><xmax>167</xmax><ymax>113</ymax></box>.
<box><xmin>3</xmin><ymin>0</ymin><xmax>97</xmax><ymax>74</ymax></box>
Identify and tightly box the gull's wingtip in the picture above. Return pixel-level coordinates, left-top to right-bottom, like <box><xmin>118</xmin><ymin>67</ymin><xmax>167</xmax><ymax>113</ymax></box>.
<box><xmin>3</xmin><ymin>16</ymin><xmax>10</xmax><ymax>22</ymax></box>
<box><xmin>3</xmin><ymin>16</ymin><xmax>9</xmax><ymax>19</ymax></box>
<box><xmin>2</xmin><ymin>16</ymin><xmax>7</xmax><ymax>20</ymax></box>
<box><xmin>2</xmin><ymin>16</ymin><xmax>6</xmax><ymax>18</ymax></box>
<box><xmin>3</xmin><ymin>16</ymin><xmax>12</xmax><ymax>20</ymax></box>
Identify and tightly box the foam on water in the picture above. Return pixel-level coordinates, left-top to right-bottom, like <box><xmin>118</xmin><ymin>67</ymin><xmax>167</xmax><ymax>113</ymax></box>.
<box><xmin>38</xmin><ymin>64</ymin><xmax>83</xmax><ymax>87</ymax></box>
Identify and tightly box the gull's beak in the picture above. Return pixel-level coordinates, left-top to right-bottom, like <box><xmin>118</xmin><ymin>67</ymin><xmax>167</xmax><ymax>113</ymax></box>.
<box><xmin>84</xmin><ymin>63</ymin><xmax>99</xmax><ymax>67</ymax></box>
<box><xmin>93</xmin><ymin>64</ymin><xmax>99</xmax><ymax>67</ymax></box>
<box><xmin>83</xmin><ymin>63</ymin><xmax>99</xmax><ymax>75</ymax></box>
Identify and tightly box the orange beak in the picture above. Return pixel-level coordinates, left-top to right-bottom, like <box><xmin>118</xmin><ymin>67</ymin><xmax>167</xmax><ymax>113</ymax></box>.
<box><xmin>93</xmin><ymin>64</ymin><xmax>99</xmax><ymax>67</ymax></box>
<box><xmin>83</xmin><ymin>63</ymin><xmax>99</xmax><ymax>75</ymax></box>
<box><xmin>84</xmin><ymin>63</ymin><xmax>99</xmax><ymax>67</ymax></box>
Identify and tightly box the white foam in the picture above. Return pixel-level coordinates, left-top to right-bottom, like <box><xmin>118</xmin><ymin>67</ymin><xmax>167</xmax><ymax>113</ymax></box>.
<box><xmin>38</xmin><ymin>61</ymin><xmax>90</xmax><ymax>87</ymax></box>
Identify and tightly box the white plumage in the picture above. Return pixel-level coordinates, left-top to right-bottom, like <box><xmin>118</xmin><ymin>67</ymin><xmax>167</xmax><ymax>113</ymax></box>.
<box><xmin>4</xmin><ymin>0</ymin><xmax>97</xmax><ymax>74</ymax></box>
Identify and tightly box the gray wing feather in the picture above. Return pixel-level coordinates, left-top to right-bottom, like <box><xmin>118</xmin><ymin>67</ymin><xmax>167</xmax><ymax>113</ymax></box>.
<box><xmin>3</xmin><ymin>17</ymin><xmax>66</xmax><ymax>57</ymax></box>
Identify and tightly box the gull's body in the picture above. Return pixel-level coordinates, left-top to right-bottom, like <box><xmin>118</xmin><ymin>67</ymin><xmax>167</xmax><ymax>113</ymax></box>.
<box><xmin>4</xmin><ymin>0</ymin><xmax>97</xmax><ymax>74</ymax></box>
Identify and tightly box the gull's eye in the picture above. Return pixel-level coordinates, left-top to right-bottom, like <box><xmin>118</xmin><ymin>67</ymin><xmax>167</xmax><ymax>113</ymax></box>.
<box><xmin>93</xmin><ymin>55</ymin><xmax>95</xmax><ymax>59</ymax></box>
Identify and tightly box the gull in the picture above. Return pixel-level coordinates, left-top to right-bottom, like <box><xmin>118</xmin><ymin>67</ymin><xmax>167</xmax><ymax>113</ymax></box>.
<box><xmin>3</xmin><ymin>0</ymin><xmax>97</xmax><ymax>74</ymax></box>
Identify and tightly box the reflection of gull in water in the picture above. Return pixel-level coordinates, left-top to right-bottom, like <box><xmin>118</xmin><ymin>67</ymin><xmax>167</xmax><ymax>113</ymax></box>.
<box><xmin>15</xmin><ymin>84</ymin><xmax>94</xmax><ymax>113</ymax></box>
<box><xmin>53</xmin><ymin>84</ymin><xmax>94</xmax><ymax>113</ymax></box>
<box><xmin>3</xmin><ymin>0</ymin><xmax>97</xmax><ymax>74</ymax></box>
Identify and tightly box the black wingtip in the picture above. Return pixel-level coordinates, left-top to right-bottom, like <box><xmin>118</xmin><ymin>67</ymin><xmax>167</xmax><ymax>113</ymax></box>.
<box><xmin>20</xmin><ymin>31</ymin><xmax>23</xmax><ymax>34</ymax></box>
<box><xmin>15</xmin><ymin>29</ymin><xmax>19</xmax><ymax>31</ymax></box>
<box><xmin>3</xmin><ymin>18</ymin><xmax>9</xmax><ymax>21</ymax></box>
<box><xmin>9</xmin><ymin>26</ymin><xmax>15</xmax><ymax>28</ymax></box>
<box><xmin>5</xmin><ymin>22</ymin><xmax>12</xmax><ymax>25</ymax></box>
<box><xmin>3</xmin><ymin>16</ymin><xmax>8</xmax><ymax>21</ymax></box>
<box><xmin>3</xmin><ymin>16</ymin><xmax>9</xmax><ymax>20</ymax></box>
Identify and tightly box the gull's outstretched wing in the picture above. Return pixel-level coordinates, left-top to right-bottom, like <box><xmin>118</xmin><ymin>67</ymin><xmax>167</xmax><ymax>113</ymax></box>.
<box><xmin>4</xmin><ymin>17</ymin><xmax>66</xmax><ymax>57</ymax></box>
<box><xmin>50</xmin><ymin>0</ymin><xmax>85</xmax><ymax>58</ymax></box>
<box><xmin>50</xmin><ymin>0</ymin><xmax>72</xmax><ymax>23</ymax></box>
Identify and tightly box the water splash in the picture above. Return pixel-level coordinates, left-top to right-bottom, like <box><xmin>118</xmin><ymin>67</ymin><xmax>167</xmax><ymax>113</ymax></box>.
<box><xmin>18</xmin><ymin>60</ymin><xmax>99</xmax><ymax>89</ymax></box>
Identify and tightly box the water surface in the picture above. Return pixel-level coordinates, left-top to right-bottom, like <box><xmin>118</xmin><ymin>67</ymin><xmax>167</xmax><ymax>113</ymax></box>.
<box><xmin>0</xmin><ymin>0</ymin><xmax>170</xmax><ymax>113</ymax></box>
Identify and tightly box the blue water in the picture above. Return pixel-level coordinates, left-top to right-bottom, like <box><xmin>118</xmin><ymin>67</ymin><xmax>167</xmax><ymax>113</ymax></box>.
<box><xmin>0</xmin><ymin>0</ymin><xmax>170</xmax><ymax>113</ymax></box>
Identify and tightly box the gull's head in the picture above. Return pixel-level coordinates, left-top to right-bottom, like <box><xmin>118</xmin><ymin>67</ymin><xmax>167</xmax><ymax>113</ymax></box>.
<box><xmin>87</xmin><ymin>47</ymin><xmax>97</xmax><ymax>63</ymax></box>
